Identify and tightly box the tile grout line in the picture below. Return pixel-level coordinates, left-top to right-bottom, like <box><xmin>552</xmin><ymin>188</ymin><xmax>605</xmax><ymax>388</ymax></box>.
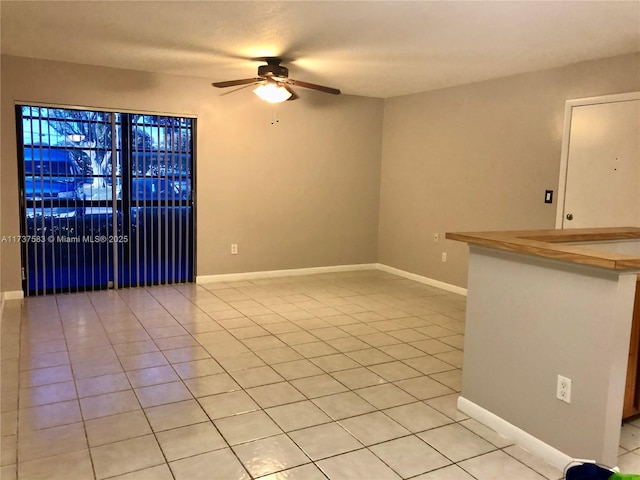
<box><xmin>11</xmin><ymin>272</ymin><xmax>569</xmax><ymax>480</ymax></box>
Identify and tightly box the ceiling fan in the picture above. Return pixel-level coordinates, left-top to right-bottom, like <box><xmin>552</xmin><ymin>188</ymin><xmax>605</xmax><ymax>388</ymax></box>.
<box><xmin>212</xmin><ymin>57</ymin><xmax>341</xmax><ymax>103</ymax></box>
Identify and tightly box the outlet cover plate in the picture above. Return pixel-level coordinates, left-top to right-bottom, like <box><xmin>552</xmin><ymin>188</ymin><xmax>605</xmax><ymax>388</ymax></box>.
<box><xmin>557</xmin><ymin>375</ymin><xmax>572</xmax><ymax>403</ymax></box>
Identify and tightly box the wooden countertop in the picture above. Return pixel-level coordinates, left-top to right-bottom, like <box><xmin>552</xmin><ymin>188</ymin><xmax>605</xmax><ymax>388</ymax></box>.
<box><xmin>446</xmin><ymin>227</ymin><xmax>640</xmax><ymax>270</ymax></box>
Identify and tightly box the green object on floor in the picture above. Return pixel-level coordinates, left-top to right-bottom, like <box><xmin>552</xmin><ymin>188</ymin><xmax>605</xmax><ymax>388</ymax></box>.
<box><xmin>609</xmin><ymin>474</ymin><xmax>640</xmax><ymax>480</ymax></box>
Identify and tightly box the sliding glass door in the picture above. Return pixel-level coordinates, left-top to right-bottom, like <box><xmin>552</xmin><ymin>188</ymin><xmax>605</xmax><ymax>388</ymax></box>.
<box><xmin>17</xmin><ymin>105</ymin><xmax>195</xmax><ymax>296</ymax></box>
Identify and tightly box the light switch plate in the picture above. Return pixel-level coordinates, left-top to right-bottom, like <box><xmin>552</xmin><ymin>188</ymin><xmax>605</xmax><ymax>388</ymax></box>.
<box><xmin>545</xmin><ymin>190</ymin><xmax>553</xmax><ymax>204</ymax></box>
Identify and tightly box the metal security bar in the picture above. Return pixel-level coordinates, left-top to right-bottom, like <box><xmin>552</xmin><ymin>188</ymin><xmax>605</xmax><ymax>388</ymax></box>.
<box><xmin>121</xmin><ymin>114</ymin><xmax>194</xmax><ymax>288</ymax></box>
<box><xmin>16</xmin><ymin>105</ymin><xmax>195</xmax><ymax>296</ymax></box>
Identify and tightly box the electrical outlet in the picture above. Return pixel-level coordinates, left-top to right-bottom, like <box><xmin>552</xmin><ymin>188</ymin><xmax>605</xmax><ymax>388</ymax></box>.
<box><xmin>434</xmin><ymin>233</ymin><xmax>439</xmax><ymax>243</ymax></box>
<box><xmin>441</xmin><ymin>252</ymin><xmax>447</xmax><ymax>263</ymax></box>
<box><xmin>231</xmin><ymin>243</ymin><xmax>238</xmax><ymax>255</ymax></box>
<box><xmin>557</xmin><ymin>375</ymin><xmax>572</xmax><ymax>403</ymax></box>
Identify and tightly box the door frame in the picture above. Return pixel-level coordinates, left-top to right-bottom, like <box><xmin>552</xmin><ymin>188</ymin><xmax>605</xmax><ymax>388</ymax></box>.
<box><xmin>555</xmin><ymin>91</ymin><xmax>640</xmax><ymax>228</ymax></box>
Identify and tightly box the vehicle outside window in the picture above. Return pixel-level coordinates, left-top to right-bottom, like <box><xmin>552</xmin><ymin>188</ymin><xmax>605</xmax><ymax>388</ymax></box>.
<box><xmin>131</xmin><ymin>152</ymin><xmax>191</xmax><ymax>202</ymax></box>
<box><xmin>23</xmin><ymin>147</ymin><xmax>87</xmax><ymax>217</ymax></box>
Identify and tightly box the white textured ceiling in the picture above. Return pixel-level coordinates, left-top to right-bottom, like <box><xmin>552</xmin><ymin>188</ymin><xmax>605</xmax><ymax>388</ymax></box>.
<box><xmin>1</xmin><ymin>1</ymin><xmax>639</xmax><ymax>98</ymax></box>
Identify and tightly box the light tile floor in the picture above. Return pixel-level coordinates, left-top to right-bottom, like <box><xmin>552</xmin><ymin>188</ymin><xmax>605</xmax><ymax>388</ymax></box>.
<box><xmin>2</xmin><ymin>270</ymin><xmax>640</xmax><ymax>479</ymax></box>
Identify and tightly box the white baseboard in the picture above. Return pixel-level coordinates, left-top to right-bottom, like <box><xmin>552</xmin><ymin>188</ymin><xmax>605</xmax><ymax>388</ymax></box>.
<box><xmin>458</xmin><ymin>396</ymin><xmax>574</xmax><ymax>471</ymax></box>
<box><xmin>196</xmin><ymin>263</ymin><xmax>468</xmax><ymax>296</ymax></box>
<box><xmin>376</xmin><ymin>263</ymin><xmax>467</xmax><ymax>296</ymax></box>
<box><xmin>1</xmin><ymin>291</ymin><xmax>23</xmax><ymax>319</ymax></box>
<box><xmin>3</xmin><ymin>291</ymin><xmax>24</xmax><ymax>300</ymax></box>
<box><xmin>196</xmin><ymin>263</ymin><xmax>378</xmax><ymax>284</ymax></box>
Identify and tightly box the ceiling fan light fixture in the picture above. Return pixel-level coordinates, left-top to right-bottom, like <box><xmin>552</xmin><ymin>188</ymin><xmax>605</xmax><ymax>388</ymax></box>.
<box><xmin>253</xmin><ymin>83</ymin><xmax>292</xmax><ymax>103</ymax></box>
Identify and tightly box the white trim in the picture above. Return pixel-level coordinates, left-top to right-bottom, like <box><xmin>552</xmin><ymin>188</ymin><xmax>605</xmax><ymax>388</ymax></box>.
<box><xmin>555</xmin><ymin>91</ymin><xmax>640</xmax><ymax>229</ymax></box>
<box><xmin>197</xmin><ymin>263</ymin><xmax>468</xmax><ymax>296</ymax></box>
<box><xmin>376</xmin><ymin>263</ymin><xmax>467</xmax><ymax>296</ymax></box>
<box><xmin>458</xmin><ymin>396</ymin><xmax>576</xmax><ymax>471</ymax></box>
<box><xmin>0</xmin><ymin>292</ymin><xmax>23</xmax><ymax>319</ymax></box>
<box><xmin>196</xmin><ymin>264</ymin><xmax>378</xmax><ymax>284</ymax></box>
<box><xmin>3</xmin><ymin>291</ymin><xmax>24</xmax><ymax>300</ymax></box>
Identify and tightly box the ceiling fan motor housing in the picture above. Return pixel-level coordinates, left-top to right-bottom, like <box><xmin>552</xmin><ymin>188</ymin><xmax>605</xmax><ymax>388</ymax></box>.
<box><xmin>258</xmin><ymin>63</ymin><xmax>288</xmax><ymax>79</ymax></box>
<box><xmin>211</xmin><ymin>56</ymin><xmax>340</xmax><ymax>96</ymax></box>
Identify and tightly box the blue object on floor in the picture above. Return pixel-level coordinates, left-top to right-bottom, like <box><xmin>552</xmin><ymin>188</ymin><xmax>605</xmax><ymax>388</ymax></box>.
<box><xmin>565</xmin><ymin>463</ymin><xmax>615</xmax><ymax>480</ymax></box>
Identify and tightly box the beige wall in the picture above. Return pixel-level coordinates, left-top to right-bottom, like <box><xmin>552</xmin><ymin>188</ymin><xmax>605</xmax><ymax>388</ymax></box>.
<box><xmin>463</xmin><ymin>247</ymin><xmax>636</xmax><ymax>466</ymax></box>
<box><xmin>2</xmin><ymin>53</ymin><xmax>639</xmax><ymax>294</ymax></box>
<box><xmin>378</xmin><ymin>53</ymin><xmax>640</xmax><ymax>288</ymax></box>
<box><xmin>0</xmin><ymin>56</ymin><xmax>3</xmax><ymax>297</ymax></box>
<box><xmin>0</xmin><ymin>56</ymin><xmax>384</xmax><ymax>292</ymax></box>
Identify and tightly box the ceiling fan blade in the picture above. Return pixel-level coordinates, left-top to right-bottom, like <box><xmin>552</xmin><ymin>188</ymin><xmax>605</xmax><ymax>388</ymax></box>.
<box><xmin>219</xmin><ymin>82</ymin><xmax>260</xmax><ymax>96</ymax></box>
<box><xmin>284</xmin><ymin>85</ymin><xmax>299</xmax><ymax>101</ymax></box>
<box><xmin>288</xmin><ymin>78</ymin><xmax>341</xmax><ymax>95</ymax></box>
<box><xmin>212</xmin><ymin>78</ymin><xmax>262</xmax><ymax>88</ymax></box>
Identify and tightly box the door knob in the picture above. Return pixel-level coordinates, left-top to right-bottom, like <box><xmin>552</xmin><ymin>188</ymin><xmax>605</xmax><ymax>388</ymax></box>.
<box><xmin>566</xmin><ymin>213</ymin><xmax>573</xmax><ymax>221</ymax></box>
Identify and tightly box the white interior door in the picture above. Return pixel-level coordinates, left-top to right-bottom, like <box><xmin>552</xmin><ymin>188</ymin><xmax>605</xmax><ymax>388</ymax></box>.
<box><xmin>558</xmin><ymin>94</ymin><xmax>640</xmax><ymax>229</ymax></box>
